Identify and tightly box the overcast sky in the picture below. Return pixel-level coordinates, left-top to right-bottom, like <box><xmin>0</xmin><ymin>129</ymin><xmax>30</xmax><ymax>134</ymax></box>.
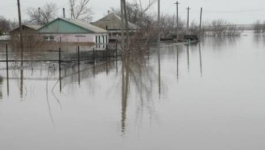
<box><xmin>1</xmin><ymin>0</ymin><xmax>265</xmax><ymax>24</ymax></box>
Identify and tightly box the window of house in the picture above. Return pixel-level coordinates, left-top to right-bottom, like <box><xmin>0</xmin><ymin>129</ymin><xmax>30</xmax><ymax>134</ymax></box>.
<box><xmin>43</xmin><ymin>36</ymin><xmax>49</xmax><ymax>41</ymax></box>
<box><xmin>50</xmin><ymin>36</ymin><xmax>55</xmax><ymax>41</ymax></box>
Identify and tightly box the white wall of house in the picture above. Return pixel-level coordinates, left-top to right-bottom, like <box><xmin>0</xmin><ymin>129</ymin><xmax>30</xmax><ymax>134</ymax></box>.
<box><xmin>41</xmin><ymin>33</ymin><xmax>109</xmax><ymax>44</ymax></box>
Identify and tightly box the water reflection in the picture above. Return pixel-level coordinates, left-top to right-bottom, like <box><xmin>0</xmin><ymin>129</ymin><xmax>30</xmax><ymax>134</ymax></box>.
<box><xmin>0</xmin><ymin>76</ymin><xmax>3</xmax><ymax>100</ymax></box>
<box><xmin>199</xmin><ymin>43</ymin><xmax>203</xmax><ymax>77</ymax></box>
<box><xmin>121</xmin><ymin>58</ymin><xmax>129</xmax><ymax>135</ymax></box>
<box><xmin>5</xmin><ymin>45</ymin><xmax>9</xmax><ymax>96</ymax></box>
<box><xmin>46</xmin><ymin>71</ymin><xmax>55</xmax><ymax>125</ymax></box>
<box><xmin>20</xmin><ymin>69</ymin><xmax>23</xmax><ymax>99</ymax></box>
<box><xmin>5</xmin><ymin>35</ymin><xmax>264</xmax><ymax>150</ymax></box>
<box><xmin>202</xmin><ymin>36</ymin><xmax>239</xmax><ymax>49</ymax></box>
<box><xmin>119</xmin><ymin>50</ymin><xmax>161</xmax><ymax>136</ymax></box>
<box><xmin>187</xmin><ymin>45</ymin><xmax>190</xmax><ymax>72</ymax></box>
<box><xmin>158</xmin><ymin>44</ymin><xmax>161</xmax><ymax>96</ymax></box>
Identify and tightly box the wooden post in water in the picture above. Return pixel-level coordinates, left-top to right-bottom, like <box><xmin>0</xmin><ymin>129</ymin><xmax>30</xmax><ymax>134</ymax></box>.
<box><xmin>77</xmin><ymin>46</ymin><xmax>80</xmax><ymax>85</ymax></box>
<box><xmin>77</xmin><ymin>46</ymin><xmax>80</xmax><ymax>64</ymax></box>
<box><xmin>6</xmin><ymin>44</ymin><xmax>9</xmax><ymax>96</ymax></box>
<box><xmin>115</xmin><ymin>41</ymin><xmax>118</xmax><ymax>72</ymax></box>
<box><xmin>93</xmin><ymin>48</ymin><xmax>95</xmax><ymax>63</ymax></box>
<box><xmin>59</xmin><ymin>48</ymin><xmax>62</xmax><ymax>91</ymax></box>
<box><xmin>105</xmin><ymin>47</ymin><xmax>107</xmax><ymax>61</ymax></box>
<box><xmin>116</xmin><ymin>41</ymin><xmax>118</xmax><ymax>60</ymax></box>
<box><xmin>6</xmin><ymin>44</ymin><xmax>8</xmax><ymax>65</ymax></box>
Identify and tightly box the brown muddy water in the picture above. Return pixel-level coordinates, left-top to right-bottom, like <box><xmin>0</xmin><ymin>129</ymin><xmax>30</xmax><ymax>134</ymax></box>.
<box><xmin>1</xmin><ymin>32</ymin><xmax>265</xmax><ymax>150</ymax></box>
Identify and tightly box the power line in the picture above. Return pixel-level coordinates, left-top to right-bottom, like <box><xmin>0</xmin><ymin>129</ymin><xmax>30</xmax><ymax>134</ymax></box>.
<box><xmin>54</xmin><ymin>2</ymin><xmax>70</xmax><ymax>12</ymax></box>
<box><xmin>191</xmin><ymin>8</ymin><xmax>265</xmax><ymax>13</ymax></box>
<box><xmin>0</xmin><ymin>4</ymin><xmax>17</xmax><ymax>9</ymax></box>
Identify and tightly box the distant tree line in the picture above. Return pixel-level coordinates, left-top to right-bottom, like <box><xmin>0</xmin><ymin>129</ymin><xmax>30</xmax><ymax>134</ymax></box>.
<box><xmin>253</xmin><ymin>20</ymin><xmax>265</xmax><ymax>33</ymax></box>
<box><xmin>110</xmin><ymin>1</ymin><xmax>242</xmax><ymax>38</ymax></box>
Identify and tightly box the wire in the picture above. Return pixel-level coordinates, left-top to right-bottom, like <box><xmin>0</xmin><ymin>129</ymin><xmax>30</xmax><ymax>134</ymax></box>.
<box><xmin>0</xmin><ymin>4</ymin><xmax>16</xmax><ymax>9</ymax></box>
<box><xmin>191</xmin><ymin>8</ymin><xmax>265</xmax><ymax>14</ymax></box>
<box><xmin>54</xmin><ymin>2</ymin><xmax>70</xmax><ymax>11</ymax></box>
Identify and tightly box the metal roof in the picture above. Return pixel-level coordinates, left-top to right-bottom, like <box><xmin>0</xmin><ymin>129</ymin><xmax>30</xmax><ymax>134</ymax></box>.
<box><xmin>26</xmin><ymin>25</ymin><xmax>42</xmax><ymax>30</ymax></box>
<box><xmin>92</xmin><ymin>13</ymin><xmax>139</xmax><ymax>30</ymax></box>
<box><xmin>10</xmin><ymin>24</ymin><xmax>42</xmax><ymax>32</ymax></box>
<box><xmin>38</xmin><ymin>18</ymin><xmax>107</xmax><ymax>34</ymax></box>
<box><xmin>60</xmin><ymin>18</ymin><xmax>107</xmax><ymax>33</ymax></box>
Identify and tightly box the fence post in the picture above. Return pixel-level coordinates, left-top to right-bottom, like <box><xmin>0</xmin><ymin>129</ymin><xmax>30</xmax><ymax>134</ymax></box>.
<box><xmin>59</xmin><ymin>48</ymin><xmax>62</xmax><ymax>91</ymax></box>
<box><xmin>6</xmin><ymin>44</ymin><xmax>9</xmax><ymax>88</ymax></box>
<box><xmin>116</xmin><ymin>41</ymin><xmax>118</xmax><ymax>60</ymax></box>
<box><xmin>5</xmin><ymin>44</ymin><xmax>9</xmax><ymax>95</ymax></box>
<box><xmin>105</xmin><ymin>47</ymin><xmax>107</xmax><ymax>60</ymax></box>
<box><xmin>59</xmin><ymin>48</ymin><xmax>61</xmax><ymax>64</ymax></box>
<box><xmin>93</xmin><ymin>48</ymin><xmax>95</xmax><ymax>63</ymax></box>
<box><xmin>77</xmin><ymin>46</ymin><xmax>80</xmax><ymax>64</ymax></box>
<box><xmin>6</xmin><ymin>44</ymin><xmax>8</xmax><ymax>63</ymax></box>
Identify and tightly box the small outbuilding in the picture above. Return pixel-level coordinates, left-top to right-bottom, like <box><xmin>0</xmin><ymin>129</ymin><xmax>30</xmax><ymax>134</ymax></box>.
<box><xmin>38</xmin><ymin>18</ymin><xmax>109</xmax><ymax>45</ymax></box>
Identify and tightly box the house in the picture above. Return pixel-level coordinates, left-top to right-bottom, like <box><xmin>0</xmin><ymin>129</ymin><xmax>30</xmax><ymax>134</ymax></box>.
<box><xmin>38</xmin><ymin>18</ymin><xmax>109</xmax><ymax>45</ymax></box>
<box><xmin>9</xmin><ymin>25</ymin><xmax>42</xmax><ymax>47</ymax></box>
<box><xmin>9</xmin><ymin>24</ymin><xmax>41</xmax><ymax>41</ymax></box>
<box><xmin>92</xmin><ymin>13</ymin><xmax>139</xmax><ymax>39</ymax></box>
<box><xmin>10</xmin><ymin>25</ymin><xmax>41</xmax><ymax>34</ymax></box>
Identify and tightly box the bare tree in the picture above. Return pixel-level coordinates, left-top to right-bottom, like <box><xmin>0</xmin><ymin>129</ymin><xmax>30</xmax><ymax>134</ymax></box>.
<box><xmin>110</xmin><ymin>0</ymin><xmax>157</xmax><ymax>27</ymax></box>
<box><xmin>253</xmin><ymin>20</ymin><xmax>264</xmax><ymax>33</ymax></box>
<box><xmin>69</xmin><ymin>0</ymin><xmax>93</xmax><ymax>22</ymax></box>
<box><xmin>204</xmin><ymin>19</ymin><xmax>242</xmax><ymax>36</ymax></box>
<box><xmin>158</xmin><ymin>14</ymin><xmax>185</xmax><ymax>38</ymax></box>
<box><xmin>0</xmin><ymin>16</ymin><xmax>11</xmax><ymax>33</ymax></box>
<box><xmin>27</xmin><ymin>3</ymin><xmax>57</xmax><ymax>25</ymax></box>
<box><xmin>41</xmin><ymin>3</ymin><xmax>58</xmax><ymax>24</ymax></box>
<box><xmin>210</xmin><ymin>19</ymin><xmax>228</xmax><ymax>36</ymax></box>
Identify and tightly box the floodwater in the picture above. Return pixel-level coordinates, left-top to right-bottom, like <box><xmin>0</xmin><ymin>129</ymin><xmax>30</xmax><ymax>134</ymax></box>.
<box><xmin>1</xmin><ymin>32</ymin><xmax>265</xmax><ymax>150</ymax></box>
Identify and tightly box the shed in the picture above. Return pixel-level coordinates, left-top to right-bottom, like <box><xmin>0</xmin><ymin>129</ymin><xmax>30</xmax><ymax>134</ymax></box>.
<box><xmin>38</xmin><ymin>18</ymin><xmax>109</xmax><ymax>44</ymax></box>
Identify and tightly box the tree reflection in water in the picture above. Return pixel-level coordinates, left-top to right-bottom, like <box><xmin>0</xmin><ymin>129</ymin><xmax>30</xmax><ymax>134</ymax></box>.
<box><xmin>120</xmin><ymin>50</ymin><xmax>160</xmax><ymax>136</ymax></box>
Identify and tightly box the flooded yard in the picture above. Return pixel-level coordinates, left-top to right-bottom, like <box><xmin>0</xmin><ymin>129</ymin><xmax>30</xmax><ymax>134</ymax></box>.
<box><xmin>1</xmin><ymin>32</ymin><xmax>265</xmax><ymax>150</ymax></box>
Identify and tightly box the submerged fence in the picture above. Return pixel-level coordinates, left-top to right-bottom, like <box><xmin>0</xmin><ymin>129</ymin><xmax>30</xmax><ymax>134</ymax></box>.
<box><xmin>0</xmin><ymin>43</ymin><xmax>119</xmax><ymax>64</ymax></box>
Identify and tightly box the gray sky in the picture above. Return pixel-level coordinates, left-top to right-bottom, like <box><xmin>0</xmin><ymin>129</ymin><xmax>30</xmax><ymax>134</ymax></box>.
<box><xmin>1</xmin><ymin>0</ymin><xmax>265</xmax><ymax>24</ymax></box>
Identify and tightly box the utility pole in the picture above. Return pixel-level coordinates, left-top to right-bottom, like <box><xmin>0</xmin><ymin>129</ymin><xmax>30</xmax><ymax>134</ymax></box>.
<box><xmin>120</xmin><ymin>0</ymin><xmax>125</xmax><ymax>50</ymax></box>
<box><xmin>158</xmin><ymin>0</ymin><xmax>160</xmax><ymax>43</ymax></box>
<box><xmin>17</xmin><ymin>0</ymin><xmax>23</xmax><ymax>64</ymax></box>
<box><xmin>199</xmin><ymin>7</ymin><xmax>203</xmax><ymax>36</ymax></box>
<box><xmin>123</xmin><ymin>0</ymin><xmax>129</xmax><ymax>44</ymax></box>
<box><xmin>175</xmin><ymin>1</ymin><xmax>180</xmax><ymax>41</ymax></box>
<box><xmin>186</xmin><ymin>7</ymin><xmax>190</xmax><ymax>35</ymax></box>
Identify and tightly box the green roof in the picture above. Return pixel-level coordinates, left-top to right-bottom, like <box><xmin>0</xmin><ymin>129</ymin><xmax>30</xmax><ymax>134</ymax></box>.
<box><xmin>38</xmin><ymin>18</ymin><xmax>107</xmax><ymax>34</ymax></box>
